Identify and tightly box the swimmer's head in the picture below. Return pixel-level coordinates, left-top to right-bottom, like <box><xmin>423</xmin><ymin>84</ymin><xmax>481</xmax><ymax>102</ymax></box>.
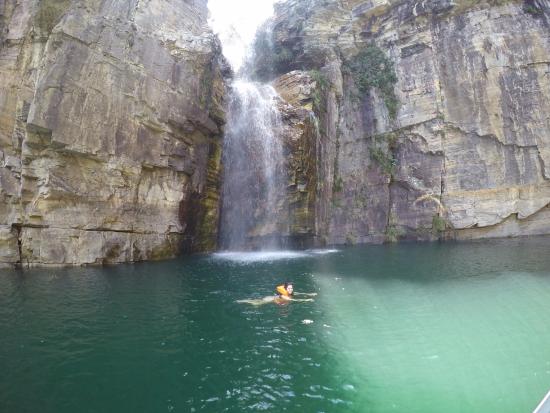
<box><xmin>284</xmin><ymin>282</ymin><xmax>294</xmax><ymax>295</ymax></box>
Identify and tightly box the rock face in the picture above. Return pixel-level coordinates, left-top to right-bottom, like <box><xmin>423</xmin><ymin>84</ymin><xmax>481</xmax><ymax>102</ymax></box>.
<box><xmin>0</xmin><ymin>0</ymin><xmax>226</xmax><ymax>266</ymax></box>
<box><xmin>275</xmin><ymin>72</ymin><xmax>319</xmax><ymax>247</ymax></box>
<box><xmin>267</xmin><ymin>0</ymin><xmax>550</xmax><ymax>245</ymax></box>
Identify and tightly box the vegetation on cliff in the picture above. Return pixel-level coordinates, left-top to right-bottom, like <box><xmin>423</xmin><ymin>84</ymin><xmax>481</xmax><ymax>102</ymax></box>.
<box><xmin>432</xmin><ymin>214</ymin><xmax>448</xmax><ymax>235</ymax></box>
<box><xmin>347</xmin><ymin>45</ymin><xmax>399</xmax><ymax>119</ymax></box>
<box><xmin>35</xmin><ymin>0</ymin><xmax>71</xmax><ymax>35</ymax></box>
<box><xmin>309</xmin><ymin>69</ymin><xmax>329</xmax><ymax>111</ymax></box>
<box><xmin>369</xmin><ymin>132</ymin><xmax>398</xmax><ymax>177</ymax></box>
<box><xmin>386</xmin><ymin>213</ymin><xmax>403</xmax><ymax>243</ymax></box>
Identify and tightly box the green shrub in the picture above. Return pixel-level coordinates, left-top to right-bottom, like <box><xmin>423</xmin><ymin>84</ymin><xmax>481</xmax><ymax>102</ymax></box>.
<box><xmin>524</xmin><ymin>5</ymin><xmax>542</xmax><ymax>15</ymax></box>
<box><xmin>385</xmin><ymin>213</ymin><xmax>402</xmax><ymax>243</ymax></box>
<box><xmin>432</xmin><ymin>214</ymin><xmax>447</xmax><ymax>235</ymax></box>
<box><xmin>347</xmin><ymin>45</ymin><xmax>399</xmax><ymax>119</ymax></box>
<box><xmin>370</xmin><ymin>147</ymin><xmax>396</xmax><ymax>176</ymax></box>
<box><xmin>333</xmin><ymin>176</ymin><xmax>343</xmax><ymax>193</ymax></box>
<box><xmin>310</xmin><ymin>70</ymin><xmax>329</xmax><ymax>90</ymax></box>
<box><xmin>310</xmin><ymin>70</ymin><xmax>329</xmax><ymax>110</ymax></box>
<box><xmin>346</xmin><ymin>233</ymin><xmax>357</xmax><ymax>245</ymax></box>
<box><xmin>373</xmin><ymin>131</ymin><xmax>399</xmax><ymax>148</ymax></box>
<box><xmin>331</xmin><ymin>176</ymin><xmax>343</xmax><ymax>209</ymax></box>
<box><xmin>386</xmin><ymin>225</ymin><xmax>400</xmax><ymax>243</ymax></box>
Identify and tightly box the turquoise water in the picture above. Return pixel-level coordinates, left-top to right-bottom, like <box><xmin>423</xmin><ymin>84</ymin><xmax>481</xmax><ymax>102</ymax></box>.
<box><xmin>1</xmin><ymin>238</ymin><xmax>550</xmax><ymax>412</ymax></box>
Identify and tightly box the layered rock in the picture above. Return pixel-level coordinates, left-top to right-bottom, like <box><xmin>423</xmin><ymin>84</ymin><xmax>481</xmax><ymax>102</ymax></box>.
<box><xmin>0</xmin><ymin>0</ymin><xmax>226</xmax><ymax>266</ymax></box>
<box><xmin>268</xmin><ymin>0</ymin><xmax>550</xmax><ymax>244</ymax></box>
<box><xmin>274</xmin><ymin>72</ymin><xmax>319</xmax><ymax>247</ymax></box>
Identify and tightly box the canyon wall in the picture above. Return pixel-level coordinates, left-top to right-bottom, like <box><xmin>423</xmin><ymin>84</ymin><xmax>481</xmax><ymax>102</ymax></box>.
<box><xmin>266</xmin><ymin>0</ymin><xmax>550</xmax><ymax>245</ymax></box>
<box><xmin>2</xmin><ymin>0</ymin><xmax>550</xmax><ymax>264</ymax></box>
<box><xmin>0</xmin><ymin>0</ymin><xmax>226</xmax><ymax>266</ymax></box>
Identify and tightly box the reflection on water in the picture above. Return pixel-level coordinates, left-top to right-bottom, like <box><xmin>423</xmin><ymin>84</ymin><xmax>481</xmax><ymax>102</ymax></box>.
<box><xmin>1</xmin><ymin>237</ymin><xmax>550</xmax><ymax>413</ymax></box>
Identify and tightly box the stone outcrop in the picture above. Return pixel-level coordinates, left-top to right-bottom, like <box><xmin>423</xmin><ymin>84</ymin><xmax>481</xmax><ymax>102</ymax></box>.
<box><xmin>0</xmin><ymin>0</ymin><xmax>226</xmax><ymax>266</ymax></box>
<box><xmin>268</xmin><ymin>0</ymin><xmax>550</xmax><ymax>245</ymax></box>
<box><xmin>274</xmin><ymin>72</ymin><xmax>319</xmax><ymax>247</ymax></box>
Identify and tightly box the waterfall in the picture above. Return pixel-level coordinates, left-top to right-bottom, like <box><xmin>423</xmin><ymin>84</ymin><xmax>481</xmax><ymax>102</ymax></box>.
<box><xmin>220</xmin><ymin>80</ymin><xmax>285</xmax><ymax>249</ymax></box>
<box><xmin>209</xmin><ymin>0</ymin><xmax>286</xmax><ymax>250</ymax></box>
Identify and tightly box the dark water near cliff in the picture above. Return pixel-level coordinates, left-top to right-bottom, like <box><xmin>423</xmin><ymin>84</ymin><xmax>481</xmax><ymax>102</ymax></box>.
<box><xmin>1</xmin><ymin>238</ymin><xmax>550</xmax><ymax>413</ymax></box>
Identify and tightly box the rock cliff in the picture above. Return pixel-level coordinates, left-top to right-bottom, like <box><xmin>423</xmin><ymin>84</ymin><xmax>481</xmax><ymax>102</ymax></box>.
<box><xmin>0</xmin><ymin>0</ymin><xmax>226</xmax><ymax>266</ymax></box>
<box><xmin>265</xmin><ymin>0</ymin><xmax>550</xmax><ymax>245</ymax></box>
<box><xmin>2</xmin><ymin>0</ymin><xmax>549</xmax><ymax>264</ymax></box>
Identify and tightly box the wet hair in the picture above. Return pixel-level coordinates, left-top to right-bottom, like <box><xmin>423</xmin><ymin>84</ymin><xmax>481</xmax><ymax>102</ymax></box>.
<box><xmin>284</xmin><ymin>282</ymin><xmax>293</xmax><ymax>289</ymax></box>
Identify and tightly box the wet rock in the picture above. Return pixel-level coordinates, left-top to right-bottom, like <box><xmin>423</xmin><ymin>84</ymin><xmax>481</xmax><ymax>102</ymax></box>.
<box><xmin>0</xmin><ymin>226</ymin><xmax>19</xmax><ymax>266</ymax></box>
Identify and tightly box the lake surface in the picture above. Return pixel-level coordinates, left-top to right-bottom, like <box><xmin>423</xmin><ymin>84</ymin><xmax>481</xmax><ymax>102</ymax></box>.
<box><xmin>1</xmin><ymin>237</ymin><xmax>550</xmax><ymax>412</ymax></box>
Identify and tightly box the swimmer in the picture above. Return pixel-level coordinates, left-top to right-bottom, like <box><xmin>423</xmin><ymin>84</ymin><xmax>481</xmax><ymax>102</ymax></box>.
<box><xmin>236</xmin><ymin>282</ymin><xmax>317</xmax><ymax>306</ymax></box>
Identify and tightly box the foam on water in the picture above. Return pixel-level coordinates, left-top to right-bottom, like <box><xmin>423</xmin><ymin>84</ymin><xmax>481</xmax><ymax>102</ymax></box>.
<box><xmin>212</xmin><ymin>250</ymin><xmax>309</xmax><ymax>263</ymax></box>
<box><xmin>212</xmin><ymin>249</ymin><xmax>339</xmax><ymax>263</ymax></box>
<box><xmin>308</xmin><ymin>249</ymin><xmax>340</xmax><ymax>255</ymax></box>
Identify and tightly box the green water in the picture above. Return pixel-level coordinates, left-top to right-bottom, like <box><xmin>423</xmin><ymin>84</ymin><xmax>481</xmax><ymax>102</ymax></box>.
<box><xmin>1</xmin><ymin>238</ymin><xmax>550</xmax><ymax>412</ymax></box>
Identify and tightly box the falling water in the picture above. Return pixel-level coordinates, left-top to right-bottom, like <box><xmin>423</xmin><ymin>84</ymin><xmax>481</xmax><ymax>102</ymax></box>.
<box><xmin>209</xmin><ymin>1</ymin><xmax>286</xmax><ymax>250</ymax></box>
<box><xmin>220</xmin><ymin>80</ymin><xmax>285</xmax><ymax>249</ymax></box>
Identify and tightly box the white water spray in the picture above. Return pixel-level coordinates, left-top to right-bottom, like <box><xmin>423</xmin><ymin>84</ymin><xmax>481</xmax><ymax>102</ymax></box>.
<box><xmin>208</xmin><ymin>0</ymin><xmax>277</xmax><ymax>72</ymax></box>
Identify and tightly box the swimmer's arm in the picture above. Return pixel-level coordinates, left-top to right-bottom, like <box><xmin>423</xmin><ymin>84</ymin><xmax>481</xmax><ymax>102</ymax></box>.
<box><xmin>289</xmin><ymin>297</ymin><xmax>314</xmax><ymax>302</ymax></box>
<box><xmin>293</xmin><ymin>292</ymin><xmax>318</xmax><ymax>297</ymax></box>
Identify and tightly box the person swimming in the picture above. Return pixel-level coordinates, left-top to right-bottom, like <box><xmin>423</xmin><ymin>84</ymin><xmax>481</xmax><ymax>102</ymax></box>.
<box><xmin>276</xmin><ymin>282</ymin><xmax>294</xmax><ymax>300</ymax></box>
<box><xmin>236</xmin><ymin>282</ymin><xmax>317</xmax><ymax>306</ymax></box>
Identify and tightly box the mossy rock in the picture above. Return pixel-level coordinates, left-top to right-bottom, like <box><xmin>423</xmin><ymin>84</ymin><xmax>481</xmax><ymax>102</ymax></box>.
<box><xmin>432</xmin><ymin>214</ymin><xmax>449</xmax><ymax>235</ymax></box>
<box><xmin>35</xmin><ymin>0</ymin><xmax>71</xmax><ymax>35</ymax></box>
<box><xmin>345</xmin><ymin>233</ymin><xmax>357</xmax><ymax>245</ymax></box>
<box><xmin>385</xmin><ymin>213</ymin><xmax>403</xmax><ymax>243</ymax></box>
<box><xmin>370</xmin><ymin>146</ymin><xmax>396</xmax><ymax>176</ymax></box>
<box><xmin>347</xmin><ymin>45</ymin><xmax>399</xmax><ymax>119</ymax></box>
